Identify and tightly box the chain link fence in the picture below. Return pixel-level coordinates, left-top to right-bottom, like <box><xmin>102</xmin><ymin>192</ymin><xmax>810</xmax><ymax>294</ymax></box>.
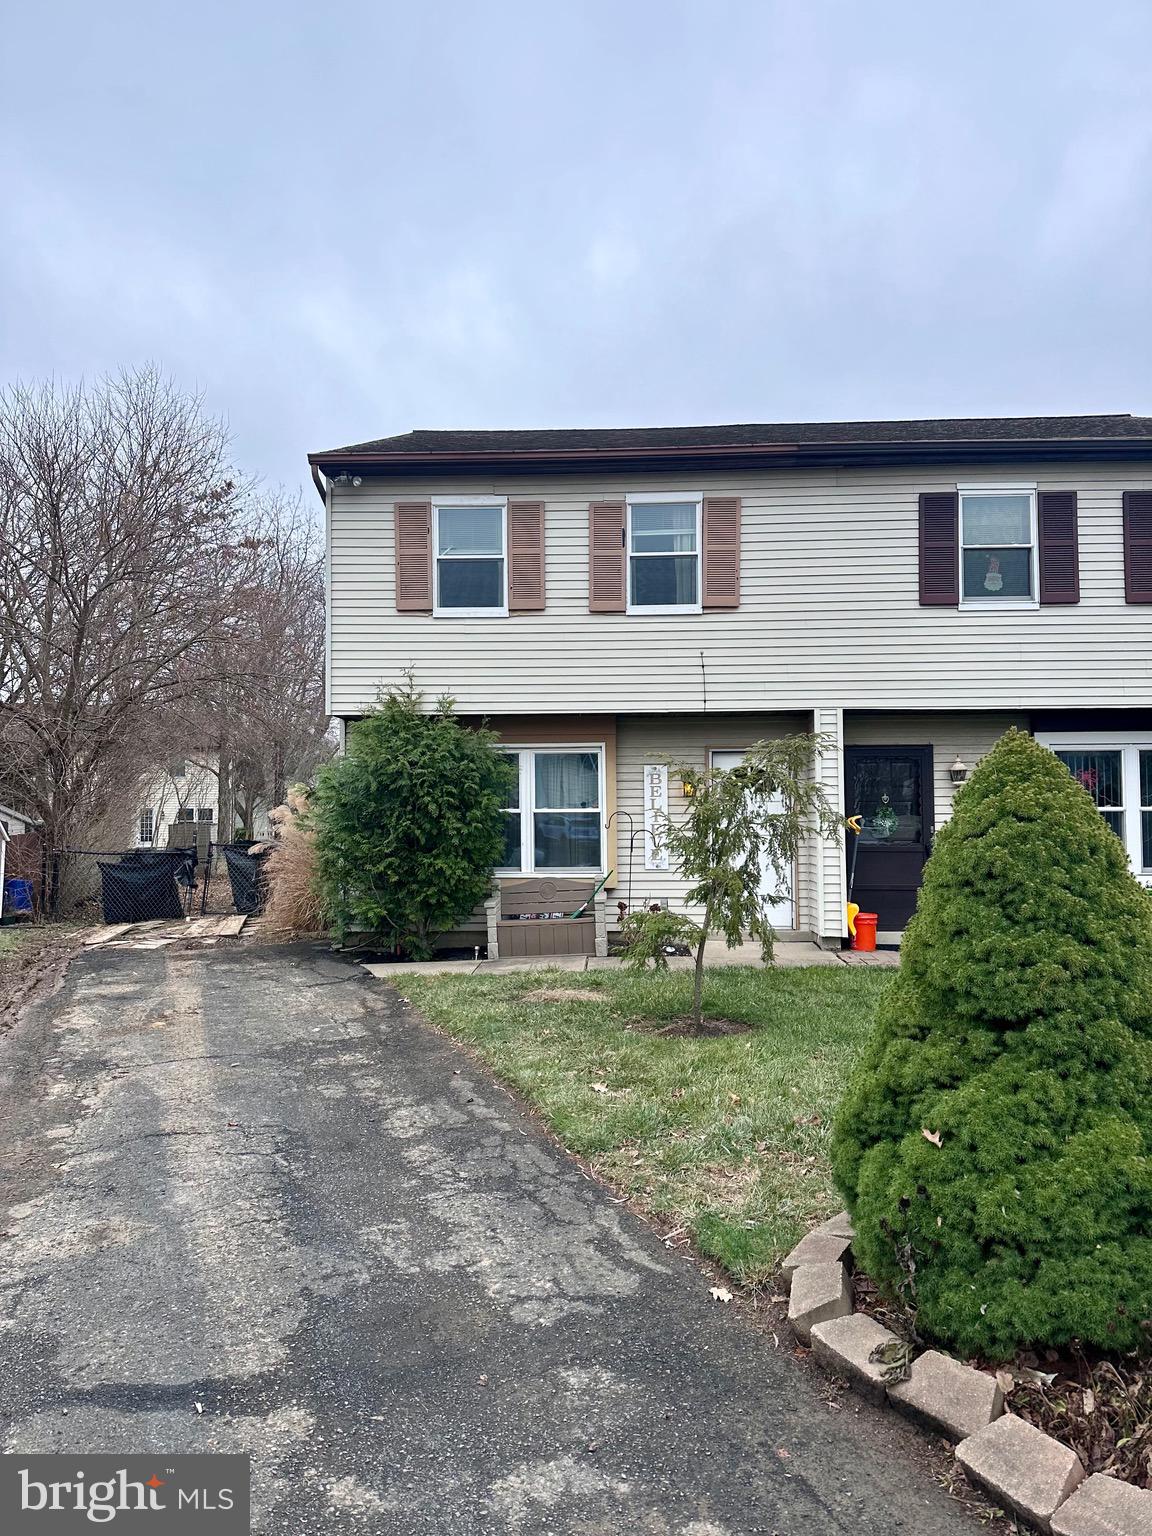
<box><xmin>6</xmin><ymin>841</ymin><xmax>272</xmax><ymax>926</ymax></box>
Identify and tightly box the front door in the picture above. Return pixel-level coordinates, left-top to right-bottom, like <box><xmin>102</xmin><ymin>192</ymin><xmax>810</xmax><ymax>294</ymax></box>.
<box><xmin>710</xmin><ymin>750</ymin><xmax>795</xmax><ymax>928</ymax></box>
<box><xmin>844</xmin><ymin>747</ymin><xmax>933</xmax><ymax>933</ymax></box>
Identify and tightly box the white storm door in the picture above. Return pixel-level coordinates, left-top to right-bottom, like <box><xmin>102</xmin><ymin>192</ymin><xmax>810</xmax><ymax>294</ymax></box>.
<box><xmin>710</xmin><ymin>750</ymin><xmax>795</xmax><ymax>928</ymax></box>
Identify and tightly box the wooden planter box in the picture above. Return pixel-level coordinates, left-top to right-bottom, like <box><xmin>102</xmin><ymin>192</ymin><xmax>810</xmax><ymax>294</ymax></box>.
<box><xmin>497</xmin><ymin>916</ymin><xmax>597</xmax><ymax>958</ymax></box>
<box><xmin>485</xmin><ymin>877</ymin><xmax>607</xmax><ymax>961</ymax></box>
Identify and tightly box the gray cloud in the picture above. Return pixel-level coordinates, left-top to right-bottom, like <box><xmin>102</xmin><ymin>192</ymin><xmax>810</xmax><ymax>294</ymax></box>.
<box><xmin>2</xmin><ymin>0</ymin><xmax>1150</xmax><ymax>494</ymax></box>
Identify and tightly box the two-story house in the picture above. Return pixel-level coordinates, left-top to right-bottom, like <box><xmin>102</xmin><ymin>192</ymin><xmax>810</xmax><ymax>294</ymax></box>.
<box><xmin>311</xmin><ymin>415</ymin><xmax>1152</xmax><ymax>947</ymax></box>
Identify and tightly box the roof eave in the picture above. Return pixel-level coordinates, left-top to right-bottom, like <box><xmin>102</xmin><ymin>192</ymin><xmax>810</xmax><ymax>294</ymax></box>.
<box><xmin>308</xmin><ymin>437</ymin><xmax>1152</xmax><ymax>477</ymax></box>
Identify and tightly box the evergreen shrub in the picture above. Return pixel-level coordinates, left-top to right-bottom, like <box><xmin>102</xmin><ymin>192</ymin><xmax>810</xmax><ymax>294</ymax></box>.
<box><xmin>311</xmin><ymin>685</ymin><xmax>514</xmax><ymax>958</ymax></box>
<box><xmin>832</xmin><ymin>729</ymin><xmax>1152</xmax><ymax>1357</ymax></box>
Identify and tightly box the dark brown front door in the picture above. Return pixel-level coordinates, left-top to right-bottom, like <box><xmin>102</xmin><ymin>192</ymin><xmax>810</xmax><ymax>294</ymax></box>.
<box><xmin>845</xmin><ymin>747</ymin><xmax>934</xmax><ymax>932</ymax></box>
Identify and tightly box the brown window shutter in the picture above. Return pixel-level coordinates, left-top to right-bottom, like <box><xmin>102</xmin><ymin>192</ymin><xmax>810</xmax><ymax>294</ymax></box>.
<box><xmin>919</xmin><ymin>492</ymin><xmax>959</xmax><ymax>605</ymax></box>
<box><xmin>702</xmin><ymin>496</ymin><xmax>741</xmax><ymax>608</ymax></box>
<box><xmin>508</xmin><ymin>500</ymin><xmax>545</xmax><ymax>610</ymax></box>
<box><xmin>394</xmin><ymin>501</ymin><xmax>432</xmax><ymax>611</ymax></box>
<box><xmin>1123</xmin><ymin>491</ymin><xmax>1152</xmax><ymax>603</ymax></box>
<box><xmin>1038</xmin><ymin>491</ymin><xmax>1079</xmax><ymax>604</ymax></box>
<box><xmin>588</xmin><ymin>501</ymin><xmax>626</xmax><ymax>611</ymax></box>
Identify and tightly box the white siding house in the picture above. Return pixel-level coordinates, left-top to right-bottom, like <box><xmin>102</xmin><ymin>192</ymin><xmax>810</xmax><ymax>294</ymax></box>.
<box><xmin>135</xmin><ymin>758</ymin><xmax>272</xmax><ymax>849</ymax></box>
<box><xmin>312</xmin><ymin>415</ymin><xmax>1152</xmax><ymax>947</ymax></box>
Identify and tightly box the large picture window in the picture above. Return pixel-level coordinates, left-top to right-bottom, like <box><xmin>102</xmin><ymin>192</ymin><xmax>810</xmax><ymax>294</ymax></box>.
<box><xmin>959</xmin><ymin>487</ymin><xmax>1037</xmax><ymax>604</ymax></box>
<box><xmin>434</xmin><ymin>501</ymin><xmax>506</xmax><ymax>615</ymax></box>
<box><xmin>498</xmin><ymin>748</ymin><xmax>603</xmax><ymax>873</ymax></box>
<box><xmin>627</xmin><ymin>498</ymin><xmax>701</xmax><ymax>612</ymax></box>
<box><xmin>1040</xmin><ymin>734</ymin><xmax>1152</xmax><ymax>878</ymax></box>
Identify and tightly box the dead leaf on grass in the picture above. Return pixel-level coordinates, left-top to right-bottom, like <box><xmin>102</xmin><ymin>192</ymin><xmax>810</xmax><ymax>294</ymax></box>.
<box><xmin>921</xmin><ymin>1127</ymin><xmax>944</xmax><ymax>1147</ymax></box>
<box><xmin>590</xmin><ymin>1082</ymin><xmax>609</xmax><ymax>1094</ymax></box>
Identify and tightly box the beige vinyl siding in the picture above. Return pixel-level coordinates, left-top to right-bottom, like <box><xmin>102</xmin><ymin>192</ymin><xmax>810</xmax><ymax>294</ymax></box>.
<box><xmin>435</xmin><ymin>710</ymin><xmax>1034</xmax><ymax>950</ymax></box>
<box><xmin>328</xmin><ymin>460</ymin><xmax>1152</xmax><ymax>719</ymax></box>
<box><xmin>614</xmin><ymin>712</ymin><xmax>812</xmax><ymax>931</ymax></box>
<box><xmin>444</xmin><ymin>711</ymin><xmax>814</xmax><ymax>946</ymax></box>
<box><xmin>843</xmin><ymin>711</ymin><xmax>1029</xmax><ymax>829</ymax></box>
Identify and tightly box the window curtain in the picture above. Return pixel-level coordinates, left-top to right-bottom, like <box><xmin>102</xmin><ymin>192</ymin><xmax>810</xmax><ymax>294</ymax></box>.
<box><xmin>534</xmin><ymin>752</ymin><xmax>598</xmax><ymax>809</ymax></box>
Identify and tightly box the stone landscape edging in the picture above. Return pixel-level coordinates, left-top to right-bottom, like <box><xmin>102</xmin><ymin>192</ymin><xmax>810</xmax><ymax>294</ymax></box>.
<box><xmin>784</xmin><ymin>1214</ymin><xmax>1152</xmax><ymax>1535</ymax></box>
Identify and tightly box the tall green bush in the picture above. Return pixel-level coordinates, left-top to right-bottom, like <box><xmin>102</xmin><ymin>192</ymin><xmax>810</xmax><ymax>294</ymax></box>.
<box><xmin>832</xmin><ymin>729</ymin><xmax>1152</xmax><ymax>1358</ymax></box>
<box><xmin>311</xmin><ymin>684</ymin><xmax>515</xmax><ymax>958</ymax></box>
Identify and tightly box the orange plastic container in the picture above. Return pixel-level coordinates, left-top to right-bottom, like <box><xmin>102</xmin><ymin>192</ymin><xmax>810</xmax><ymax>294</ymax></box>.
<box><xmin>850</xmin><ymin>912</ymin><xmax>878</xmax><ymax>952</ymax></box>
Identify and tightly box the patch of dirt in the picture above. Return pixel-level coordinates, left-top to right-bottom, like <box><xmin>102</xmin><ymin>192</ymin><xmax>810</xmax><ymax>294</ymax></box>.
<box><xmin>349</xmin><ymin>945</ymin><xmax>481</xmax><ymax>964</ymax></box>
<box><xmin>0</xmin><ymin>927</ymin><xmax>81</xmax><ymax>1036</ymax></box>
<box><xmin>518</xmin><ymin>987</ymin><xmax>608</xmax><ymax>1005</ymax></box>
<box><xmin>645</xmin><ymin>1016</ymin><xmax>753</xmax><ymax>1038</ymax></box>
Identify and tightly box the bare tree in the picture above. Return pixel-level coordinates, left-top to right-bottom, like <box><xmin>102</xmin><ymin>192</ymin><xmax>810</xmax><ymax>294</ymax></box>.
<box><xmin>168</xmin><ymin>492</ymin><xmax>330</xmax><ymax>838</ymax></box>
<box><xmin>0</xmin><ymin>369</ymin><xmax>254</xmax><ymax>853</ymax></box>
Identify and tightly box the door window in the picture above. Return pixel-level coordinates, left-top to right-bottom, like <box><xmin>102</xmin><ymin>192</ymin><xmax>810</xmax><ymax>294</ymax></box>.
<box><xmin>851</xmin><ymin>755</ymin><xmax>925</xmax><ymax>844</ymax></box>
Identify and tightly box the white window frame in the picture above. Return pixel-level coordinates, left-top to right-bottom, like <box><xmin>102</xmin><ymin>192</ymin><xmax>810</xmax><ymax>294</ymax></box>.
<box><xmin>432</xmin><ymin>496</ymin><xmax>508</xmax><ymax>618</ymax></box>
<box><xmin>957</xmin><ymin>483</ymin><xmax>1039</xmax><ymax>610</ymax></box>
<box><xmin>1037</xmin><ymin>731</ymin><xmax>1152</xmax><ymax>882</ymax></box>
<box><xmin>138</xmin><ymin>807</ymin><xmax>155</xmax><ymax>844</ymax></box>
<box><xmin>496</xmin><ymin>744</ymin><xmax>607</xmax><ymax>876</ymax></box>
<box><xmin>626</xmin><ymin>492</ymin><xmax>703</xmax><ymax>615</ymax></box>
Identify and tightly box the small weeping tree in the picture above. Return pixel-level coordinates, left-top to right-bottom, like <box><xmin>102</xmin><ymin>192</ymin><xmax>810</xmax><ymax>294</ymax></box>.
<box><xmin>646</xmin><ymin>735</ymin><xmax>844</xmax><ymax>1027</ymax></box>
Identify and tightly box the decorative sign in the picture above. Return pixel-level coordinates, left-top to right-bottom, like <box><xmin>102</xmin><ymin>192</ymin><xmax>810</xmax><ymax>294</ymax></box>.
<box><xmin>643</xmin><ymin>764</ymin><xmax>670</xmax><ymax>870</ymax></box>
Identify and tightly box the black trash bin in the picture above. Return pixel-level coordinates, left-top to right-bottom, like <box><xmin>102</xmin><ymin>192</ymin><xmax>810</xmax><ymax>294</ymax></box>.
<box><xmin>98</xmin><ymin>859</ymin><xmax>185</xmax><ymax>924</ymax></box>
<box><xmin>222</xmin><ymin>843</ymin><xmax>271</xmax><ymax>915</ymax></box>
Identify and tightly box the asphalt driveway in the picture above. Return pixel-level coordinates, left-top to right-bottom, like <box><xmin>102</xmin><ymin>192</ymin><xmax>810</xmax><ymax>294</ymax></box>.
<box><xmin>0</xmin><ymin>943</ymin><xmax>976</xmax><ymax>1535</ymax></box>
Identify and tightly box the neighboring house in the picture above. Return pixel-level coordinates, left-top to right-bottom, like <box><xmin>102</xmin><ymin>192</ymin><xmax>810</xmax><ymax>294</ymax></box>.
<box><xmin>310</xmin><ymin>414</ymin><xmax>1152</xmax><ymax>946</ymax></box>
<box><xmin>136</xmin><ymin>758</ymin><xmax>272</xmax><ymax>850</ymax></box>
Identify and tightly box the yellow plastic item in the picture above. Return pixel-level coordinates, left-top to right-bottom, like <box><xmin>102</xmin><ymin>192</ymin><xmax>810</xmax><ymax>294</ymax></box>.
<box><xmin>845</xmin><ymin>815</ymin><xmax>863</xmax><ymax>936</ymax></box>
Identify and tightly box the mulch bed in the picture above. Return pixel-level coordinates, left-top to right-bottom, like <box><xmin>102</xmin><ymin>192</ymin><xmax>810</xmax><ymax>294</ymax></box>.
<box><xmin>1011</xmin><ymin>1349</ymin><xmax>1151</xmax><ymax>1489</ymax></box>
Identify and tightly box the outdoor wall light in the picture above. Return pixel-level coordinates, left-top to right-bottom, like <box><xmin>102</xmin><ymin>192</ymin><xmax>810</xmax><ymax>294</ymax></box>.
<box><xmin>950</xmin><ymin>756</ymin><xmax>969</xmax><ymax>785</ymax></box>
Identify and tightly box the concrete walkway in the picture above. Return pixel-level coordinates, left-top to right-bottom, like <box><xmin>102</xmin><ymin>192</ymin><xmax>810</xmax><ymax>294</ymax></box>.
<box><xmin>0</xmin><ymin>942</ymin><xmax>966</xmax><ymax>1535</ymax></box>
<box><xmin>361</xmin><ymin>939</ymin><xmax>900</xmax><ymax>978</ymax></box>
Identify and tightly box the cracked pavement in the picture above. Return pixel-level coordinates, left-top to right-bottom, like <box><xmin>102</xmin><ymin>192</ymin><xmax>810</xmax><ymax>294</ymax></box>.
<box><xmin>0</xmin><ymin>943</ymin><xmax>976</xmax><ymax>1534</ymax></box>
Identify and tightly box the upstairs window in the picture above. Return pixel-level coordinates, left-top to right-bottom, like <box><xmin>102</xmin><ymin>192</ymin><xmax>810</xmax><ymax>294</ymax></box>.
<box><xmin>960</xmin><ymin>488</ymin><xmax>1037</xmax><ymax>604</ymax></box>
<box><xmin>627</xmin><ymin>498</ymin><xmax>701</xmax><ymax>612</ymax></box>
<box><xmin>139</xmin><ymin>807</ymin><xmax>155</xmax><ymax>843</ymax></box>
<box><xmin>434</xmin><ymin>502</ymin><xmax>506</xmax><ymax>615</ymax></box>
<box><xmin>498</xmin><ymin>748</ymin><xmax>603</xmax><ymax>873</ymax></box>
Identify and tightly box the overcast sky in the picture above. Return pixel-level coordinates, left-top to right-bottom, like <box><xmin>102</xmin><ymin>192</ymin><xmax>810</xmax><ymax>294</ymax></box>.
<box><xmin>2</xmin><ymin>2</ymin><xmax>1150</xmax><ymax>495</ymax></box>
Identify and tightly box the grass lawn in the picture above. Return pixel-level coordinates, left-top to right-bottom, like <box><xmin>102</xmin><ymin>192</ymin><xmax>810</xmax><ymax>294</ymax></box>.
<box><xmin>0</xmin><ymin>926</ymin><xmax>30</xmax><ymax>957</ymax></box>
<box><xmin>392</xmin><ymin>964</ymin><xmax>891</xmax><ymax>1288</ymax></box>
